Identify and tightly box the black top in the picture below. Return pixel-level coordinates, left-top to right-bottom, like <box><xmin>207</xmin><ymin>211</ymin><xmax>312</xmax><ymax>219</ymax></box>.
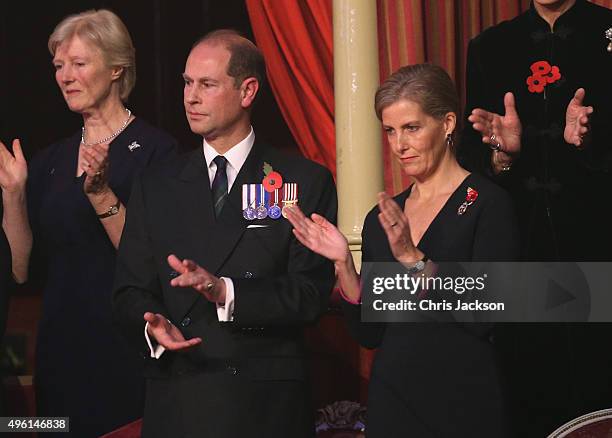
<box><xmin>27</xmin><ymin>117</ymin><xmax>177</xmax><ymax>437</ymax></box>
<box><xmin>460</xmin><ymin>0</ymin><xmax>612</xmax><ymax>261</ymax></box>
<box><xmin>343</xmin><ymin>173</ymin><xmax>519</xmax><ymax>437</ymax></box>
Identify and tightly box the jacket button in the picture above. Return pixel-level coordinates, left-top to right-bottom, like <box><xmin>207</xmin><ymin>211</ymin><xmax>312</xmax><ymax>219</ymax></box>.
<box><xmin>180</xmin><ymin>317</ymin><xmax>191</xmax><ymax>327</ymax></box>
<box><xmin>227</xmin><ymin>366</ymin><xmax>238</xmax><ymax>376</ymax></box>
<box><xmin>244</xmin><ymin>271</ymin><xmax>253</xmax><ymax>278</ymax></box>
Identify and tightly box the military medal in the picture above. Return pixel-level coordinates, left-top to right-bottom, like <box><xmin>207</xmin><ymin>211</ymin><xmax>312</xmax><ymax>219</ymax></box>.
<box><xmin>256</xmin><ymin>184</ymin><xmax>269</xmax><ymax>219</ymax></box>
<box><xmin>281</xmin><ymin>183</ymin><xmax>298</xmax><ymax>218</ymax></box>
<box><xmin>457</xmin><ymin>187</ymin><xmax>478</xmax><ymax>215</ymax></box>
<box><xmin>242</xmin><ymin>184</ymin><xmax>256</xmax><ymax>220</ymax></box>
<box><xmin>268</xmin><ymin>188</ymin><xmax>282</xmax><ymax>219</ymax></box>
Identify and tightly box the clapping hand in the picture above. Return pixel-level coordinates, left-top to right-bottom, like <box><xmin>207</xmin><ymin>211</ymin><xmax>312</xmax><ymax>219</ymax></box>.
<box><xmin>284</xmin><ymin>206</ymin><xmax>349</xmax><ymax>263</ymax></box>
<box><xmin>167</xmin><ymin>254</ymin><xmax>226</xmax><ymax>304</ymax></box>
<box><xmin>143</xmin><ymin>312</ymin><xmax>202</xmax><ymax>351</ymax></box>
<box><xmin>468</xmin><ymin>92</ymin><xmax>522</xmax><ymax>156</ymax></box>
<box><xmin>564</xmin><ymin>88</ymin><xmax>593</xmax><ymax>147</ymax></box>
<box><xmin>0</xmin><ymin>139</ymin><xmax>27</xmax><ymax>193</ymax></box>
<box><xmin>82</xmin><ymin>144</ymin><xmax>111</xmax><ymax>195</ymax></box>
<box><xmin>377</xmin><ymin>193</ymin><xmax>423</xmax><ymax>264</ymax></box>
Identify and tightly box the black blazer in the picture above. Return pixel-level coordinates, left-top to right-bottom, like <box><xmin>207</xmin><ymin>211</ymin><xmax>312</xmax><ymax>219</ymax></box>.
<box><xmin>343</xmin><ymin>173</ymin><xmax>519</xmax><ymax>438</ymax></box>
<box><xmin>113</xmin><ymin>141</ymin><xmax>337</xmax><ymax>438</ymax></box>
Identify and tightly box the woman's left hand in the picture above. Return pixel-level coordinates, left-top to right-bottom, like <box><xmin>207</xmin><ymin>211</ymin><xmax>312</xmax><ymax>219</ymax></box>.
<box><xmin>377</xmin><ymin>192</ymin><xmax>423</xmax><ymax>264</ymax></box>
<box><xmin>82</xmin><ymin>144</ymin><xmax>111</xmax><ymax>195</ymax></box>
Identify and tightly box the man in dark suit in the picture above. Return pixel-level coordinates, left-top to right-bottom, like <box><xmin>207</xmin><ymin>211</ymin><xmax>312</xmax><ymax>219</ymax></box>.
<box><xmin>112</xmin><ymin>29</ymin><xmax>336</xmax><ymax>438</ymax></box>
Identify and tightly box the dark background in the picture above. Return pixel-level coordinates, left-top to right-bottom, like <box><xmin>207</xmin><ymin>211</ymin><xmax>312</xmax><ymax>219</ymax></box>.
<box><xmin>0</xmin><ymin>0</ymin><xmax>298</xmax><ymax>156</ymax></box>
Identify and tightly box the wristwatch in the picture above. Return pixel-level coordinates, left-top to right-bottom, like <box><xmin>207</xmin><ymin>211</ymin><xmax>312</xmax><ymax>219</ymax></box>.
<box><xmin>97</xmin><ymin>200</ymin><xmax>120</xmax><ymax>219</ymax></box>
<box><xmin>405</xmin><ymin>255</ymin><xmax>428</xmax><ymax>275</ymax></box>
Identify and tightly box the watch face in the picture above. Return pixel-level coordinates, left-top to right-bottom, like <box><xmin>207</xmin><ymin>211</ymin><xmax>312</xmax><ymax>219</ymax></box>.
<box><xmin>110</xmin><ymin>206</ymin><xmax>119</xmax><ymax>215</ymax></box>
<box><xmin>415</xmin><ymin>260</ymin><xmax>425</xmax><ymax>271</ymax></box>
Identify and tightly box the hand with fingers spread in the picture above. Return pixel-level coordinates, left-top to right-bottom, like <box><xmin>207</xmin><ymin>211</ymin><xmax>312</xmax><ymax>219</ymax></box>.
<box><xmin>377</xmin><ymin>192</ymin><xmax>424</xmax><ymax>264</ymax></box>
<box><xmin>468</xmin><ymin>92</ymin><xmax>522</xmax><ymax>156</ymax></box>
<box><xmin>167</xmin><ymin>254</ymin><xmax>226</xmax><ymax>304</ymax></box>
<box><xmin>144</xmin><ymin>312</ymin><xmax>202</xmax><ymax>351</ymax></box>
<box><xmin>284</xmin><ymin>205</ymin><xmax>349</xmax><ymax>263</ymax></box>
<box><xmin>285</xmin><ymin>205</ymin><xmax>361</xmax><ymax>304</ymax></box>
<box><xmin>0</xmin><ymin>139</ymin><xmax>28</xmax><ymax>193</ymax></box>
<box><xmin>564</xmin><ymin>88</ymin><xmax>593</xmax><ymax>147</ymax></box>
<box><xmin>82</xmin><ymin>143</ymin><xmax>111</xmax><ymax>195</ymax></box>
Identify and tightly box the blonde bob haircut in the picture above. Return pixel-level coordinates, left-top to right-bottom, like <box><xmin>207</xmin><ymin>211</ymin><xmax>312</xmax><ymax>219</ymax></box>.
<box><xmin>48</xmin><ymin>9</ymin><xmax>136</xmax><ymax>102</ymax></box>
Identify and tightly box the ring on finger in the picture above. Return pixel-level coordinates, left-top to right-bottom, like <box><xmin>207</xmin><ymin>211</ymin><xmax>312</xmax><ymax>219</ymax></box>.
<box><xmin>489</xmin><ymin>134</ymin><xmax>502</xmax><ymax>152</ymax></box>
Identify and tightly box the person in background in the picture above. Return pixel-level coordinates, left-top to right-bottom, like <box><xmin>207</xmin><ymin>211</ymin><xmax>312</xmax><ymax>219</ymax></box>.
<box><xmin>0</xmin><ymin>9</ymin><xmax>176</xmax><ymax>437</ymax></box>
<box><xmin>287</xmin><ymin>64</ymin><xmax>519</xmax><ymax>438</ymax></box>
<box><xmin>461</xmin><ymin>0</ymin><xmax>612</xmax><ymax>435</ymax></box>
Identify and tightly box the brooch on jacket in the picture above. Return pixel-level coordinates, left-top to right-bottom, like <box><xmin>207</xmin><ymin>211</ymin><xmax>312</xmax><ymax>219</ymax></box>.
<box><xmin>127</xmin><ymin>141</ymin><xmax>141</xmax><ymax>152</ymax></box>
<box><xmin>526</xmin><ymin>60</ymin><xmax>562</xmax><ymax>94</ymax></box>
<box><xmin>606</xmin><ymin>27</ymin><xmax>612</xmax><ymax>52</ymax></box>
<box><xmin>242</xmin><ymin>162</ymin><xmax>298</xmax><ymax>221</ymax></box>
<box><xmin>457</xmin><ymin>187</ymin><xmax>478</xmax><ymax>215</ymax></box>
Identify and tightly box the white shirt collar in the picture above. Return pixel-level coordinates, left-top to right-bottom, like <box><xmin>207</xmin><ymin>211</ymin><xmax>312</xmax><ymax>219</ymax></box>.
<box><xmin>203</xmin><ymin>126</ymin><xmax>255</xmax><ymax>173</ymax></box>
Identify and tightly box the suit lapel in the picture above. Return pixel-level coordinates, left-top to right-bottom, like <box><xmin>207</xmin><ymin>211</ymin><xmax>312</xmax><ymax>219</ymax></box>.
<box><xmin>205</xmin><ymin>143</ymin><xmax>266</xmax><ymax>273</ymax></box>
<box><xmin>170</xmin><ymin>143</ymin><xmax>267</xmax><ymax>317</ymax></box>
<box><xmin>175</xmin><ymin>143</ymin><xmax>266</xmax><ymax>275</ymax></box>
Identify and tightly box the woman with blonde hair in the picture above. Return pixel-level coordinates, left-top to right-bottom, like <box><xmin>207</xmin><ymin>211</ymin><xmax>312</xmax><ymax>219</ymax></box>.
<box><xmin>0</xmin><ymin>9</ymin><xmax>176</xmax><ymax>436</ymax></box>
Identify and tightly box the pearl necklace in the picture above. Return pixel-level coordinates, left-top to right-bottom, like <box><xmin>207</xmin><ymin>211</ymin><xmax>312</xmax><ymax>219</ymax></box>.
<box><xmin>81</xmin><ymin>108</ymin><xmax>132</xmax><ymax>146</ymax></box>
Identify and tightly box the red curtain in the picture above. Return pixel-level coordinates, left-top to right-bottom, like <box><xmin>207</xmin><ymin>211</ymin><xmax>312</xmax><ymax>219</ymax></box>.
<box><xmin>245</xmin><ymin>0</ymin><xmax>336</xmax><ymax>175</ymax></box>
<box><xmin>247</xmin><ymin>0</ymin><xmax>612</xmax><ymax>405</ymax></box>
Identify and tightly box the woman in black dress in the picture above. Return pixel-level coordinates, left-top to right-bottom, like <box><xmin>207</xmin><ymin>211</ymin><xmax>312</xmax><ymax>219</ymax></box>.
<box><xmin>0</xmin><ymin>9</ymin><xmax>176</xmax><ymax>437</ymax></box>
<box><xmin>287</xmin><ymin>64</ymin><xmax>519</xmax><ymax>437</ymax></box>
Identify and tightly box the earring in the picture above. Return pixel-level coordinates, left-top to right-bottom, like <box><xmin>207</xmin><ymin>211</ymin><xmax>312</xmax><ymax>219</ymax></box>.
<box><xmin>446</xmin><ymin>133</ymin><xmax>454</xmax><ymax>149</ymax></box>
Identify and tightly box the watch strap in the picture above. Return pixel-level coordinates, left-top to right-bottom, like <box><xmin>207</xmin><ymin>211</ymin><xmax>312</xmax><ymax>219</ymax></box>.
<box><xmin>97</xmin><ymin>199</ymin><xmax>120</xmax><ymax>219</ymax></box>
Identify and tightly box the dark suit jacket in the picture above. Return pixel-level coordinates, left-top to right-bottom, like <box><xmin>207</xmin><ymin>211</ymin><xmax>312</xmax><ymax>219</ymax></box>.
<box><xmin>113</xmin><ymin>141</ymin><xmax>337</xmax><ymax>438</ymax></box>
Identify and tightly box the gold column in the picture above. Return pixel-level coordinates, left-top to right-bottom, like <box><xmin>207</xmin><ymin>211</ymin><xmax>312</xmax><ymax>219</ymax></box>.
<box><xmin>333</xmin><ymin>0</ymin><xmax>384</xmax><ymax>268</ymax></box>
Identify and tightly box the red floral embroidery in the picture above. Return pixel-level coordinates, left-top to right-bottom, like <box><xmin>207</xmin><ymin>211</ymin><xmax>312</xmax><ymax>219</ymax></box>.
<box><xmin>527</xmin><ymin>75</ymin><xmax>547</xmax><ymax>93</ymax></box>
<box><xmin>263</xmin><ymin>171</ymin><xmax>283</xmax><ymax>192</ymax></box>
<box><xmin>526</xmin><ymin>60</ymin><xmax>562</xmax><ymax>94</ymax></box>
<box><xmin>530</xmin><ymin>60</ymin><xmax>551</xmax><ymax>75</ymax></box>
<box><xmin>544</xmin><ymin>66</ymin><xmax>561</xmax><ymax>83</ymax></box>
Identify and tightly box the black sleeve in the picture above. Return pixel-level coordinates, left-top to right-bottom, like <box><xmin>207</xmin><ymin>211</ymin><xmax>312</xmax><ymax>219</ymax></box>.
<box><xmin>459</xmin><ymin>38</ymin><xmax>495</xmax><ymax>175</ymax></box>
<box><xmin>340</xmin><ymin>210</ymin><xmax>387</xmax><ymax>350</ymax></box>
<box><xmin>112</xmin><ymin>175</ymin><xmax>169</xmax><ymax>352</ymax></box>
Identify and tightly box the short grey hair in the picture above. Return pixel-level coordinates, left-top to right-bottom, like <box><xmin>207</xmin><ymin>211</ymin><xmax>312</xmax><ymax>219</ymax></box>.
<box><xmin>48</xmin><ymin>9</ymin><xmax>136</xmax><ymax>102</ymax></box>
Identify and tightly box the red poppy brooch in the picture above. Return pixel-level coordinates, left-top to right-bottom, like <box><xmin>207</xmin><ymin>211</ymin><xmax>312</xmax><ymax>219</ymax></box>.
<box><xmin>526</xmin><ymin>60</ymin><xmax>562</xmax><ymax>94</ymax></box>
<box><xmin>457</xmin><ymin>187</ymin><xmax>478</xmax><ymax>215</ymax></box>
<box><xmin>242</xmin><ymin>162</ymin><xmax>297</xmax><ymax>221</ymax></box>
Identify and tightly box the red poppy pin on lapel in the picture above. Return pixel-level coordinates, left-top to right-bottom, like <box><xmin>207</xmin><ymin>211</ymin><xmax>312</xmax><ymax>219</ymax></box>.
<box><xmin>526</xmin><ymin>60</ymin><xmax>562</xmax><ymax>93</ymax></box>
<box><xmin>457</xmin><ymin>187</ymin><xmax>478</xmax><ymax>215</ymax></box>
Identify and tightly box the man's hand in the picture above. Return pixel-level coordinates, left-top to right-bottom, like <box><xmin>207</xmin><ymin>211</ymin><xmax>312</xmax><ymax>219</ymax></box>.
<box><xmin>468</xmin><ymin>92</ymin><xmax>522</xmax><ymax>156</ymax></box>
<box><xmin>144</xmin><ymin>312</ymin><xmax>202</xmax><ymax>351</ymax></box>
<box><xmin>167</xmin><ymin>254</ymin><xmax>226</xmax><ymax>304</ymax></box>
<box><xmin>564</xmin><ymin>88</ymin><xmax>593</xmax><ymax>147</ymax></box>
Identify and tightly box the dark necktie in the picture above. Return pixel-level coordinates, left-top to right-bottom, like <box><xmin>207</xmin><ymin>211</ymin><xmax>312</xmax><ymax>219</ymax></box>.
<box><xmin>211</xmin><ymin>156</ymin><xmax>228</xmax><ymax>218</ymax></box>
